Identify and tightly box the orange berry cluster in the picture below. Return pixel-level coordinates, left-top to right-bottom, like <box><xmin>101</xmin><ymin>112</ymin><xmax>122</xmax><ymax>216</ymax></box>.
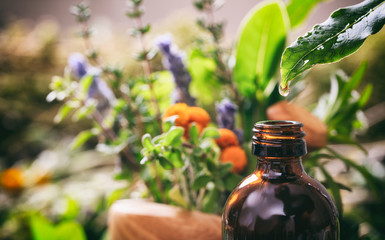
<box><xmin>215</xmin><ymin>129</ymin><xmax>247</xmax><ymax>174</ymax></box>
<box><xmin>163</xmin><ymin>103</ymin><xmax>210</xmax><ymax>137</ymax></box>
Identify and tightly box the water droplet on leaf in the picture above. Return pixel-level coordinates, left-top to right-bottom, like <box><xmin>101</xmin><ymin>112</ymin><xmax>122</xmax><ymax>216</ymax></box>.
<box><xmin>279</xmin><ymin>84</ymin><xmax>290</xmax><ymax>97</ymax></box>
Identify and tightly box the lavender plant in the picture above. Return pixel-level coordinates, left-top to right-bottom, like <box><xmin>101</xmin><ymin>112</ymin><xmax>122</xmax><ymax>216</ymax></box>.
<box><xmin>156</xmin><ymin>35</ymin><xmax>196</xmax><ymax>106</ymax></box>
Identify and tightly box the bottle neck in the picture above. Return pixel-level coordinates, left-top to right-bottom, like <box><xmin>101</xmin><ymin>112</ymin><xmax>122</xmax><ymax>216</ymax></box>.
<box><xmin>256</xmin><ymin>156</ymin><xmax>304</xmax><ymax>180</ymax></box>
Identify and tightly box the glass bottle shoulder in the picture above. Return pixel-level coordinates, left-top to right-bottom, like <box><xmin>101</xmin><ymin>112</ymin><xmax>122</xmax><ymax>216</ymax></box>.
<box><xmin>222</xmin><ymin>171</ymin><xmax>339</xmax><ymax>239</ymax></box>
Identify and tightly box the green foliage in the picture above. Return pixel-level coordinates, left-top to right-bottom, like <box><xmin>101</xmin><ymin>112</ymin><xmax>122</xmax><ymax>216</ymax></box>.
<box><xmin>233</xmin><ymin>0</ymin><xmax>288</xmax><ymax>98</ymax></box>
<box><xmin>30</xmin><ymin>215</ymin><xmax>86</xmax><ymax>240</ymax></box>
<box><xmin>313</xmin><ymin>62</ymin><xmax>372</xmax><ymax>142</ymax></box>
<box><xmin>188</xmin><ymin>49</ymin><xmax>220</xmax><ymax>106</ymax></box>
<box><xmin>286</xmin><ymin>0</ymin><xmax>324</xmax><ymax>28</ymax></box>
<box><xmin>281</xmin><ymin>0</ymin><xmax>385</xmax><ymax>87</ymax></box>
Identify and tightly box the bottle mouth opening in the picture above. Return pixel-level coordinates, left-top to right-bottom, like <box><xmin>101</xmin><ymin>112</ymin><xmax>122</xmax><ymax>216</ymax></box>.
<box><xmin>254</xmin><ymin>120</ymin><xmax>303</xmax><ymax>129</ymax></box>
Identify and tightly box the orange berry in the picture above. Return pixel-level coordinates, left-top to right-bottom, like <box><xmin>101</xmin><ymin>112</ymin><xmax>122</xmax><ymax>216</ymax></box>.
<box><xmin>188</xmin><ymin>107</ymin><xmax>210</xmax><ymax>128</ymax></box>
<box><xmin>215</xmin><ymin>128</ymin><xmax>239</xmax><ymax>149</ymax></box>
<box><xmin>163</xmin><ymin>103</ymin><xmax>190</xmax><ymax>127</ymax></box>
<box><xmin>0</xmin><ymin>168</ymin><xmax>23</xmax><ymax>190</ymax></box>
<box><xmin>221</xmin><ymin>146</ymin><xmax>247</xmax><ymax>174</ymax></box>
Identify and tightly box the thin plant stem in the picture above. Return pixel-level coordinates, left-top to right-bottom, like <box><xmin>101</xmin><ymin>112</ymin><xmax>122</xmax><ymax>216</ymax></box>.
<box><xmin>133</xmin><ymin>17</ymin><xmax>163</xmax><ymax>132</ymax></box>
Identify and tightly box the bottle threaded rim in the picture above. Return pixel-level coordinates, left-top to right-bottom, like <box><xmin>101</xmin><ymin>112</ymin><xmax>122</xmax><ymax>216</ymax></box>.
<box><xmin>252</xmin><ymin>120</ymin><xmax>307</xmax><ymax>157</ymax></box>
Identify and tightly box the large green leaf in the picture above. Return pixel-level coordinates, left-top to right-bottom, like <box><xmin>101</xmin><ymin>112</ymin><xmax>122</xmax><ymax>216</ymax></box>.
<box><xmin>233</xmin><ymin>0</ymin><xmax>289</xmax><ymax>98</ymax></box>
<box><xmin>286</xmin><ymin>0</ymin><xmax>324</xmax><ymax>28</ymax></box>
<box><xmin>30</xmin><ymin>215</ymin><xmax>55</xmax><ymax>240</ymax></box>
<box><xmin>281</xmin><ymin>0</ymin><xmax>385</xmax><ymax>87</ymax></box>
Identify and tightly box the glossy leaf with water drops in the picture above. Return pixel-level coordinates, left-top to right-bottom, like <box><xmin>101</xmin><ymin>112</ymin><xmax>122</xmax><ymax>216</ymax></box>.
<box><xmin>281</xmin><ymin>0</ymin><xmax>385</xmax><ymax>88</ymax></box>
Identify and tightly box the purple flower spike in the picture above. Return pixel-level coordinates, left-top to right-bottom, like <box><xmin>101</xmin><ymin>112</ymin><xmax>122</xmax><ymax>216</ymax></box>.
<box><xmin>216</xmin><ymin>98</ymin><xmax>243</xmax><ymax>143</ymax></box>
<box><xmin>156</xmin><ymin>35</ymin><xmax>195</xmax><ymax>106</ymax></box>
<box><xmin>67</xmin><ymin>53</ymin><xmax>116</xmax><ymax>105</ymax></box>
<box><xmin>216</xmin><ymin>98</ymin><xmax>237</xmax><ymax>129</ymax></box>
<box><xmin>68</xmin><ymin>52</ymin><xmax>88</xmax><ymax>79</ymax></box>
<box><xmin>87</xmin><ymin>67</ymin><xmax>116</xmax><ymax>104</ymax></box>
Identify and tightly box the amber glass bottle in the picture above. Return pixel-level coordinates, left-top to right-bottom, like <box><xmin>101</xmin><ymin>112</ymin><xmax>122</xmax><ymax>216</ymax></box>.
<box><xmin>222</xmin><ymin>120</ymin><xmax>339</xmax><ymax>240</ymax></box>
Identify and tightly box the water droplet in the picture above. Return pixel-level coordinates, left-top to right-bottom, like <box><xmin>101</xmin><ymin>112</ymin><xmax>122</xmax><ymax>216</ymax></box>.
<box><xmin>279</xmin><ymin>84</ymin><xmax>290</xmax><ymax>97</ymax></box>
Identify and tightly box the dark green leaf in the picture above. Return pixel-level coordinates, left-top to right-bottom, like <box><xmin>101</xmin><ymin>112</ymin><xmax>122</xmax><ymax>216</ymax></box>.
<box><xmin>223</xmin><ymin>173</ymin><xmax>243</xmax><ymax>191</ymax></box>
<box><xmin>192</xmin><ymin>175</ymin><xmax>211</xmax><ymax>190</ymax></box>
<box><xmin>201</xmin><ymin>127</ymin><xmax>220</xmax><ymax>140</ymax></box>
<box><xmin>219</xmin><ymin>163</ymin><xmax>233</xmax><ymax>176</ymax></box>
<box><xmin>141</xmin><ymin>133</ymin><xmax>154</xmax><ymax>151</ymax></box>
<box><xmin>281</xmin><ymin>0</ymin><xmax>385</xmax><ymax>87</ymax></box>
<box><xmin>70</xmin><ymin>129</ymin><xmax>96</xmax><ymax>150</ymax></box>
<box><xmin>286</xmin><ymin>0</ymin><xmax>324</xmax><ymax>27</ymax></box>
<box><xmin>158</xmin><ymin>156</ymin><xmax>173</xmax><ymax>170</ymax></box>
<box><xmin>319</xmin><ymin>165</ymin><xmax>343</xmax><ymax>216</ymax></box>
<box><xmin>164</xmin><ymin>127</ymin><xmax>184</xmax><ymax>146</ymax></box>
<box><xmin>326</xmin><ymin>147</ymin><xmax>382</xmax><ymax>203</ymax></box>
<box><xmin>321</xmin><ymin>181</ymin><xmax>352</xmax><ymax>192</ymax></box>
<box><xmin>201</xmin><ymin>188</ymin><xmax>220</xmax><ymax>213</ymax></box>
<box><xmin>233</xmin><ymin>0</ymin><xmax>288</xmax><ymax>98</ymax></box>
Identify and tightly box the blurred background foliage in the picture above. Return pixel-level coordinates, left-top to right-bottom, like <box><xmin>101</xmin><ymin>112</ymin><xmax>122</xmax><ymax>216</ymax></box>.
<box><xmin>0</xmin><ymin>0</ymin><xmax>385</xmax><ymax>239</ymax></box>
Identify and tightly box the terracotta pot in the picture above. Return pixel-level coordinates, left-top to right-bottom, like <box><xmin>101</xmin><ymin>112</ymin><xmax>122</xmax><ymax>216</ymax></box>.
<box><xmin>108</xmin><ymin>199</ymin><xmax>222</xmax><ymax>240</ymax></box>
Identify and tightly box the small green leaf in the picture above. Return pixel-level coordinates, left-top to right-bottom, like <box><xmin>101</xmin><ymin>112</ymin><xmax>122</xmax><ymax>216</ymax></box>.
<box><xmin>233</xmin><ymin>0</ymin><xmax>289</xmax><ymax>98</ymax></box>
<box><xmin>141</xmin><ymin>133</ymin><xmax>154</xmax><ymax>151</ymax></box>
<box><xmin>281</xmin><ymin>0</ymin><xmax>385</xmax><ymax>87</ymax></box>
<box><xmin>70</xmin><ymin>129</ymin><xmax>96</xmax><ymax>150</ymax></box>
<box><xmin>192</xmin><ymin>175</ymin><xmax>211</xmax><ymax>190</ymax></box>
<box><xmin>54</xmin><ymin>103</ymin><xmax>75</xmax><ymax>123</ymax></box>
<box><xmin>72</xmin><ymin>100</ymin><xmax>97</xmax><ymax>121</ymax></box>
<box><xmin>189</xmin><ymin>123</ymin><xmax>199</xmax><ymax>145</ymax></box>
<box><xmin>358</xmin><ymin>84</ymin><xmax>373</xmax><ymax>108</ymax></box>
<box><xmin>55</xmin><ymin>221</ymin><xmax>87</xmax><ymax>240</ymax></box>
<box><xmin>200</xmin><ymin>127</ymin><xmax>220</xmax><ymax>140</ymax></box>
<box><xmin>158</xmin><ymin>155</ymin><xmax>173</xmax><ymax>170</ymax></box>
<box><xmin>164</xmin><ymin>127</ymin><xmax>184</xmax><ymax>146</ymax></box>
<box><xmin>167</xmin><ymin>150</ymin><xmax>184</xmax><ymax>168</ymax></box>
<box><xmin>79</xmin><ymin>75</ymin><xmax>94</xmax><ymax>98</ymax></box>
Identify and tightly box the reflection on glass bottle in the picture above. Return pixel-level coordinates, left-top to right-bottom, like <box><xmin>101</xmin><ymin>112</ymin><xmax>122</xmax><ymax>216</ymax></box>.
<box><xmin>222</xmin><ymin>120</ymin><xmax>339</xmax><ymax>240</ymax></box>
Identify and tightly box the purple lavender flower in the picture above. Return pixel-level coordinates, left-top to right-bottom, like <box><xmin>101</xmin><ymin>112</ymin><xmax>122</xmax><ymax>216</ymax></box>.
<box><xmin>68</xmin><ymin>52</ymin><xmax>88</xmax><ymax>79</ymax></box>
<box><xmin>216</xmin><ymin>98</ymin><xmax>243</xmax><ymax>142</ymax></box>
<box><xmin>156</xmin><ymin>35</ymin><xmax>195</xmax><ymax>106</ymax></box>
<box><xmin>67</xmin><ymin>53</ymin><xmax>115</xmax><ymax>104</ymax></box>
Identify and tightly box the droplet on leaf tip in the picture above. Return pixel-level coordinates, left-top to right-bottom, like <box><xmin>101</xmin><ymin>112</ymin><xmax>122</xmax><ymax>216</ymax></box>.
<box><xmin>279</xmin><ymin>84</ymin><xmax>290</xmax><ymax>97</ymax></box>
